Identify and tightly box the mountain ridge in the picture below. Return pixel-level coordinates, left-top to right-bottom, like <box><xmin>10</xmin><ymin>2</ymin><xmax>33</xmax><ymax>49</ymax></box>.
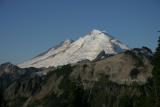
<box><xmin>0</xmin><ymin>48</ymin><xmax>154</xmax><ymax>107</ymax></box>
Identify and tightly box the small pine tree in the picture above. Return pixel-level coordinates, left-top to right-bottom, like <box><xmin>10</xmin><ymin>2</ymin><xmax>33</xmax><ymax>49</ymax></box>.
<box><xmin>153</xmin><ymin>36</ymin><xmax>160</xmax><ymax>86</ymax></box>
<box><xmin>153</xmin><ymin>37</ymin><xmax>160</xmax><ymax>83</ymax></box>
<box><xmin>152</xmin><ymin>33</ymin><xmax>160</xmax><ymax>106</ymax></box>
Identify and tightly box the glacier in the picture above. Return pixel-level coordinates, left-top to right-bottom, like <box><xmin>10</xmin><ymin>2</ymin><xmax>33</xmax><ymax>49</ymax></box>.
<box><xmin>18</xmin><ymin>29</ymin><xmax>129</xmax><ymax>68</ymax></box>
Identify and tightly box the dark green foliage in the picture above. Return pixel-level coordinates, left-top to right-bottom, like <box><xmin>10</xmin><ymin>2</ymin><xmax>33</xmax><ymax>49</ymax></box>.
<box><xmin>0</xmin><ymin>89</ymin><xmax>7</xmax><ymax>107</ymax></box>
<box><xmin>130</xmin><ymin>68</ymin><xmax>140</xmax><ymax>79</ymax></box>
<box><xmin>133</xmin><ymin>96</ymin><xmax>155</xmax><ymax>107</ymax></box>
<box><xmin>153</xmin><ymin>36</ymin><xmax>160</xmax><ymax>86</ymax></box>
<box><xmin>11</xmin><ymin>97</ymin><xmax>28</xmax><ymax>107</ymax></box>
<box><xmin>57</xmin><ymin>67</ymin><xmax>90</xmax><ymax>107</ymax></box>
<box><xmin>90</xmin><ymin>74</ymin><xmax>155</xmax><ymax>107</ymax></box>
<box><xmin>119</xmin><ymin>95</ymin><xmax>133</xmax><ymax>107</ymax></box>
<box><xmin>66</xmin><ymin>80</ymin><xmax>90</xmax><ymax>107</ymax></box>
<box><xmin>46</xmin><ymin>64</ymin><xmax>72</xmax><ymax>79</ymax></box>
<box><xmin>152</xmin><ymin>36</ymin><xmax>160</xmax><ymax>106</ymax></box>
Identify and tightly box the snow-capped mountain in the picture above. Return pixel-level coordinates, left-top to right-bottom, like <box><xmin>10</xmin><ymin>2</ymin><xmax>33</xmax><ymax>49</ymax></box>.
<box><xmin>18</xmin><ymin>29</ymin><xmax>129</xmax><ymax>68</ymax></box>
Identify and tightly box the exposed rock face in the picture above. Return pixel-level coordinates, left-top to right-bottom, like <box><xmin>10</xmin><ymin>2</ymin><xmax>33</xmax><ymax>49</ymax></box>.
<box><xmin>0</xmin><ymin>63</ymin><xmax>24</xmax><ymax>90</ymax></box>
<box><xmin>0</xmin><ymin>63</ymin><xmax>54</xmax><ymax>91</ymax></box>
<box><xmin>0</xmin><ymin>48</ymin><xmax>153</xmax><ymax>107</ymax></box>
<box><xmin>71</xmin><ymin>53</ymin><xmax>152</xmax><ymax>86</ymax></box>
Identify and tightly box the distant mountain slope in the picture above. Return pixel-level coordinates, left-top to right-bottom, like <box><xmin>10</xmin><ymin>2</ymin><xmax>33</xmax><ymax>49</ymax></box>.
<box><xmin>18</xmin><ymin>29</ymin><xmax>129</xmax><ymax>68</ymax></box>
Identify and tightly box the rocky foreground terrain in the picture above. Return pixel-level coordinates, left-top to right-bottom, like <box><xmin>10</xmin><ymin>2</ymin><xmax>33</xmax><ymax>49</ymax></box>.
<box><xmin>0</xmin><ymin>48</ymin><xmax>154</xmax><ymax>107</ymax></box>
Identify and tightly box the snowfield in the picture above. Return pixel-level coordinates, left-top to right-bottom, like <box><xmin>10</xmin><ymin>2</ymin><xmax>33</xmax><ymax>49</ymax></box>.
<box><xmin>18</xmin><ymin>29</ymin><xmax>129</xmax><ymax>68</ymax></box>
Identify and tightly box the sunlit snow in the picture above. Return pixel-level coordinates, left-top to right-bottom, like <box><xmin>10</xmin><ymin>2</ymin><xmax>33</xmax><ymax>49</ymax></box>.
<box><xmin>18</xmin><ymin>29</ymin><xmax>129</xmax><ymax>68</ymax></box>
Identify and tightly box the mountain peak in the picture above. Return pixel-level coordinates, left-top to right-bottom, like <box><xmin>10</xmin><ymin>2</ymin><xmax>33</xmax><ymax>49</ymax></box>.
<box><xmin>86</xmin><ymin>29</ymin><xmax>113</xmax><ymax>41</ymax></box>
<box><xmin>91</xmin><ymin>29</ymin><xmax>103</xmax><ymax>34</ymax></box>
<box><xmin>18</xmin><ymin>29</ymin><xmax>129</xmax><ymax>68</ymax></box>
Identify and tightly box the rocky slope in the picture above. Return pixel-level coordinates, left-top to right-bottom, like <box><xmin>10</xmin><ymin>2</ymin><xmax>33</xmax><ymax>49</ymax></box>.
<box><xmin>18</xmin><ymin>29</ymin><xmax>129</xmax><ymax>68</ymax></box>
<box><xmin>0</xmin><ymin>48</ymin><xmax>153</xmax><ymax>107</ymax></box>
<box><xmin>0</xmin><ymin>63</ymin><xmax>54</xmax><ymax>91</ymax></box>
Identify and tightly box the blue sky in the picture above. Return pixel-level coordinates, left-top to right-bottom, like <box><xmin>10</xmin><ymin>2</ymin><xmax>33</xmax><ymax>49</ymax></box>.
<box><xmin>0</xmin><ymin>0</ymin><xmax>160</xmax><ymax>64</ymax></box>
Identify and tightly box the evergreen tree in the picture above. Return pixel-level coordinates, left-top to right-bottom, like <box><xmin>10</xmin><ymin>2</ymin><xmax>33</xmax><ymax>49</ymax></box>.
<box><xmin>153</xmin><ymin>36</ymin><xmax>160</xmax><ymax>86</ymax></box>
<box><xmin>152</xmin><ymin>32</ymin><xmax>160</xmax><ymax>106</ymax></box>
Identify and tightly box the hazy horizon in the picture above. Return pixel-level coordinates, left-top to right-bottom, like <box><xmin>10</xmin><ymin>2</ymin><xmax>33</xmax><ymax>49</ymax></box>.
<box><xmin>0</xmin><ymin>0</ymin><xmax>160</xmax><ymax>64</ymax></box>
